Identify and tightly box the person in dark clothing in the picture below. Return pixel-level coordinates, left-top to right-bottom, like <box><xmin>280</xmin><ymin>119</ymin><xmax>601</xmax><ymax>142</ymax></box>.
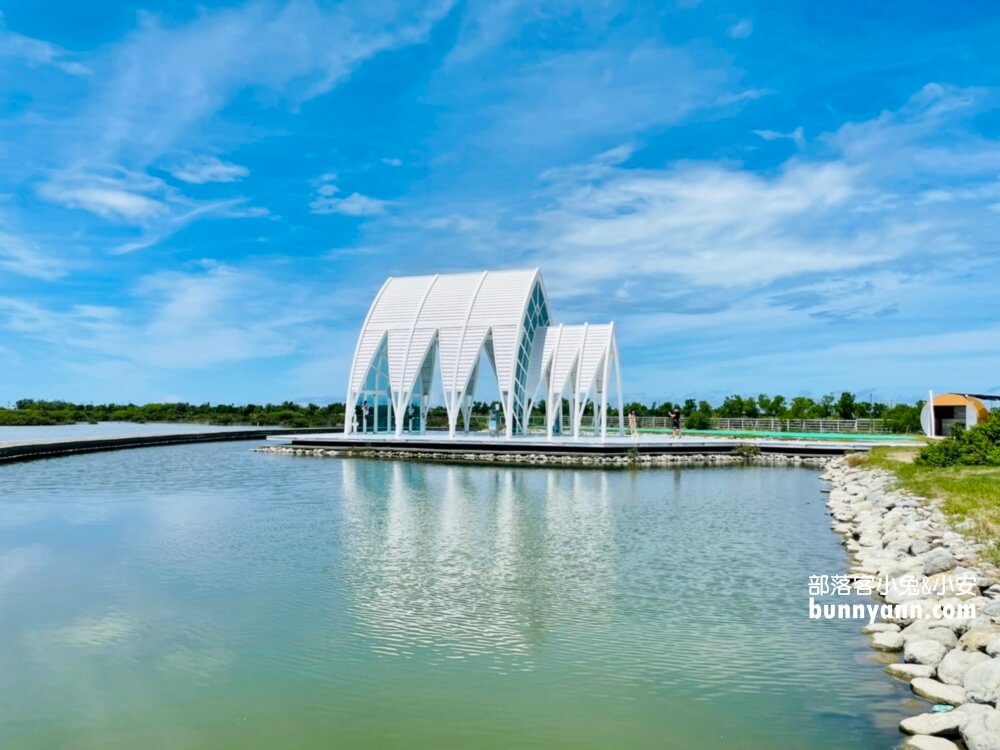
<box><xmin>670</xmin><ymin>408</ymin><xmax>681</xmax><ymax>438</ymax></box>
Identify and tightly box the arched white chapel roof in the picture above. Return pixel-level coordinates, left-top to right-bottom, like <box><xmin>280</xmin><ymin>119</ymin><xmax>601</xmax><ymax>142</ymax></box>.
<box><xmin>533</xmin><ymin>323</ymin><xmax>617</xmax><ymax>400</ymax></box>
<box><xmin>347</xmin><ymin>268</ymin><xmax>548</xmax><ymax>404</ymax></box>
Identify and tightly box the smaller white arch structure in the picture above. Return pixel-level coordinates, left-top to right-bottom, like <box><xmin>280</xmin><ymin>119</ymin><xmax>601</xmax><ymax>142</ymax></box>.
<box><xmin>344</xmin><ymin>268</ymin><xmax>625</xmax><ymax>440</ymax></box>
<box><xmin>531</xmin><ymin>323</ymin><xmax>624</xmax><ymax>439</ymax></box>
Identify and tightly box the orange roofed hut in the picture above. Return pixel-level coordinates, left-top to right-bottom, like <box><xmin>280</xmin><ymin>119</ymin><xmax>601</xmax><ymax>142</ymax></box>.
<box><xmin>920</xmin><ymin>393</ymin><xmax>990</xmax><ymax>436</ymax></box>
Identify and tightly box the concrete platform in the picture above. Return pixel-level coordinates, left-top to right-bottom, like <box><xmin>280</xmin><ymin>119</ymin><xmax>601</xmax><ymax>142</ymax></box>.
<box><xmin>268</xmin><ymin>431</ymin><xmax>916</xmax><ymax>457</ymax></box>
<box><xmin>0</xmin><ymin>427</ymin><xmax>336</xmax><ymax>464</ymax></box>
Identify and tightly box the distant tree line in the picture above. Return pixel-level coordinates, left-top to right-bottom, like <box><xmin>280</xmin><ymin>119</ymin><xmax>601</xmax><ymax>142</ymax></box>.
<box><xmin>0</xmin><ymin>400</ymin><xmax>346</xmax><ymax>428</ymax></box>
<box><xmin>1</xmin><ymin>392</ymin><xmax>925</xmax><ymax>433</ymax></box>
<box><xmin>616</xmin><ymin>392</ymin><xmax>924</xmax><ymax>433</ymax></box>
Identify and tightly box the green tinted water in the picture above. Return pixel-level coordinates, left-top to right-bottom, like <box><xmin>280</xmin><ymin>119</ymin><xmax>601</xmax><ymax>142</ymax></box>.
<box><xmin>0</xmin><ymin>444</ymin><xmax>916</xmax><ymax>749</ymax></box>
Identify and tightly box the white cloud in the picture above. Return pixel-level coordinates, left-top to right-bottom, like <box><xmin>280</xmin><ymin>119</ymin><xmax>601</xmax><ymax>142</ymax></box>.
<box><xmin>381</xmin><ymin>157</ymin><xmax>403</xmax><ymax>167</ymax></box>
<box><xmin>534</xmin><ymin>159</ymin><xmax>867</xmax><ymax>288</ymax></box>
<box><xmin>717</xmin><ymin>88</ymin><xmax>774</xmax><ymax>105</ymax></box>
<box><xmin>308</xmin><ymin>174</ymin><xmax>390</xmax><ymax>216</ymax></box>
<box><xmin>312</xmin><ymin>192</ymin><xmax>390</xmax><ymax>216</ymax></box>
<box><xmin>464</xmin><ymin>42</ymin><xmax>733</xmax><ymax>151</ymax></box>
<box><xmin>825</xmin><ymin>83</ymin><xmax>1000</xmax><ymax>179</ymax></box>
<box><xmin>2</xmin><ymin>1</ymin><xmax>453</xmax><ymax>259</ymax></box>
<box><xmin>166</xmin><ymin>156</ymin><xmax>249</xmax><ymax>184</ymax></box>
<box><xmin>753</xmin><ymin>126</ymin><xmax>805</xmax><ymax>149</ymax></box>
<box><xmin>446</xmin><ymin>0</ymin><xmax>538</xmax><ymax>64</ymax></box>
<box><xmin>0</xmin><ymin>230</ymin><xmax>65</xmax><ymax>280</ymax></box>
<box><xmin>0</xmin><ymin>13</ymin><xmax>90</xmax><ymax>76</ymax></box>
<box><xmin>45</xmin><ymin>186</ymin><xmax>165</xmax><ymax>222</ymax></box>
<box><xmin>727</xmin><ymin>19</ymin><xmax>753</xmax><ymax>39</ymax></box>
<box><xmin>37</xmin><ymin>171</ymin><xmax>168</xmax><ymax>223</ymax></box>
<box><xmin>349</xmin><ymin>82</ymin><xmax>1000</xmax><ymax>336</ymax></box>
<box><xmin>35</xmin><ymin>168</ymin><xmax>265</xmax><ymax>250</ymax></box>
<box><xmin>0</xmin><ymin>261</ymin><xmax>336</xmax><ymax>371</ymax></box>
<box><xmin>72</xmin><ymin>0</ymin><xmax>455</xmax><ymax>169</ymax></box>
<box><xmin>111</xmin><ymin>199</ymin><xmax>253</xmax><ymax>254</ymax></box>
<box><xmin>419</xmin><ymin>214</ymin><xmax>491</xmax><ymax>233</ymax></box>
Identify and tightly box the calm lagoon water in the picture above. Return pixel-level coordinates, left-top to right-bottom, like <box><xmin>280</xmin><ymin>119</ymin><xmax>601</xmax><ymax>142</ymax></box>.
<box><xmin>0</xmin><ymin>443</ymin><xmax>918</xmax><ymax>749</ymax></box>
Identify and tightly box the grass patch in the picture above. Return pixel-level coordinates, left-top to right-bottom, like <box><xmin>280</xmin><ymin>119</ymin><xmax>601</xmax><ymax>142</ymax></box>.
<box><xmin>860</xmin><ymin>447</ymin><xmax>1000</xmax><ymax>565</ymax></box>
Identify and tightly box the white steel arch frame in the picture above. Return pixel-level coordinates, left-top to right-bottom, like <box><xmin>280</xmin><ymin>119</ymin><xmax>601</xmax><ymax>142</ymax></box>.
<box><xmin>344</xmin><ymin>269</ymin><xmax>552</xmax><ymax>438</ymax></box>
<box><xmin>447</xmin><ymin>271</ymin><xmax>490</xmax><ymax>436</ymax></box>
<box><xmin>535</xmin><ymin>322</ymin><xmax>624</xmax><ymax>439</ymax></box>
<box><xmin>505</xmin><ymin>272</ymin><xmax>550</xmax><ymax>437</ymax></box>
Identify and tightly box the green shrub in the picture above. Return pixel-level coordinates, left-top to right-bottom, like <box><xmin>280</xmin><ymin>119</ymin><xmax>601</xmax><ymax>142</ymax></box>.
<box><xmin>917</xmin><ymin>413</ymin><xmax>1000</xmax><ymax>467</ymax></box>
<box><xmin>684</xmin><ymin>412</ymin><xmax>711</xmax><ymax>430</ymax></box>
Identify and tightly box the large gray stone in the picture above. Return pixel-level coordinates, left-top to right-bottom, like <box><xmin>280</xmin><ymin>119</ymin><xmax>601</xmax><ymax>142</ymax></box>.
<box><xmin>939</xmin><ymin>649</ymin><xmax>992</xmax><ymax>687</ymax></box>
<box><xmin>900</xmin><ymin>710</ymin><xmax>962</xmax><ymax>736</ymax></box>
<box><xmin>862</xmin><ymin>622</ymin><xmax>901</xmax><ymax>634</ymax></box>
<box><xmin>873</xmin><ymin>631</ymin><xmax>905</xmax><ymax>651</ymax></box>
<box><xmin>912</xmin><ymin>677</ymin><xmax>967</xmax><ymax>706</ymax></box>
<box><xmin>906</xmin><ymin>639</ymin><xmax>950</xmax><ymax>667</ymax></box>
<box><xmin>911</xmin><ymin>539</ymin><xmax>932</xmax><ymax>556</ymax></box>
<box><xmin>958</xmin><ymin>703</ymin><xmax>997</xmax><ymax>719</ymax></box>
<box><xmin>987</xmin><ymin>637</ymin><xmax>1000</xmax><ymax>658</ymax></box>
<box><xmin>962</xmin><ymin>627</ymin><xmax>1000</xmax><ymax>653</ymax></box>
<box><xmin>888</xmin><ymin>663</ymin><xmax>938</xmax><ymax>681</ymax></box>
<box><xmin>983</xmin><ymin>601</ymin><xmax>1000</xmax><ymax>617</ymax></box>
<box><xmin>925</xmin><ymin>548</ymin><xmax>959</xmax><ymax>576</ymax></box>
<box><xmin>961</xmin><ymin>708</ymin><xmax>1000</xmax><ymax>750</ymax></box>
<box><xmin>905</xmin><ymin>628</ymin><xmax>960</xmax><ymax>650</ymax></box>
<box><xmin>903</xmin><ymin>735</ymin><xmax>960</xmax><ymax>750</ymax></box>
<box><xmin>966</xmin><ymin>660</ymin><xmax>1000</xmax><ymax>704</ymax></box>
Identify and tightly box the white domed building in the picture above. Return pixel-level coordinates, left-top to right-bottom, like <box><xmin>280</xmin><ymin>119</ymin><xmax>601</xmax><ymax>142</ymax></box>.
<box><xmin>345</xmin><ymin>269</ymin><xmax>624</xmax><ymax>439</ymax></box>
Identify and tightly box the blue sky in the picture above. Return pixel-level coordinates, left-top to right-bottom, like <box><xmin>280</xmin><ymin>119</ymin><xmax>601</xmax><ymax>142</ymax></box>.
<box><xmin>1</xmin><ymin>0</ymin><xmax>999</xmax><ymax>406</ymax></box>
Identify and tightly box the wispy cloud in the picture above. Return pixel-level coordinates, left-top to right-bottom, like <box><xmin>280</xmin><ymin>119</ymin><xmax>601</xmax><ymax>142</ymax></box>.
<box><xmin>74</xmin><ymin>0</ymin><xmax>456</xmax><ymax>169</ymax></box>
<box><xmin>529</xmin><ymin>85</ymin><xmax>1000</xmax><ymax>305</ymax></box>
<box><xmin>727</xmin><ymin>19</ymin><xmax>753</xmax><ymax>39</ymax></box>
<box><xmin>717</xmin><ymin>87</ymin><xmax>774</xmax><ymax>105</ymax></box>
<box><xmin>0</xmin><ymin>12</ymin><xmax>90</xmax><ymax>76</ymax></box>
<box><xmin>166</xmin><ymin>156</ymin><xmax>249</xmax><ymax>184</ymax></box>
<box><xmin>0</xmin><ymin>260</ymin><xmax>334</xmax><ymax>370</ymax></box>
<box><xmin>533</xmin><ymin>158</ymin><xmax>870</xmax><ymax>290</ymax></box>
<box><xmin>3</xmin><ymin>0</ymin><xmax>454</xmax><ymax>261</ymax></box>
<box><xmin>313</xmin><ymin>193</ymin><xmax>390</xmax><ymax>217</ymax></box>
<box><xmin>309</xmin><ymin>173</ymin><xmax>390</xmax><ymax>216</ymax></box>
<box><xmin>36</xmin><ymin>168</ymin><xmax>266</xmax><ymax>252</ymax></box>
<box><xmin>440</xmin><ymin>39</ymin><xmax>735</xmax><ymax>154</ymax></box>
<box><xmin>38</xmin><ymin>171</ymin><xmax>168</xmax><ymax>223</ymax></box>
<box><xmin>0</xmin><ymin>230</ymin><xmax>65</xmax><ymax>280</ymax></box>
<box><xmin>111</xmin><ymin>199</ymin><xmax>254</xmax><ymax>254</ymax></box>
<box><xmin>754</xmin><ymin>126</ymin><xmax>805</xmax><ymax>148</ymax></box>
<box><xmin>344</xmin><ymin>82</ymin><xmax>1000</xmax><ymax>363</ymax></box>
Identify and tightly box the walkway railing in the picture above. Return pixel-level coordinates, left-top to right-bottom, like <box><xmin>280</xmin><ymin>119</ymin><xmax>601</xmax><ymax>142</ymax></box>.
<box><xmin>444</xmin><ymin>414</ymin><xmax>890</xmax><ymax>435</ymax></box>
<box><xmin>631</xmin><ymin>416</ymin><xmax>888</xmax><ymax>433</ymax></box>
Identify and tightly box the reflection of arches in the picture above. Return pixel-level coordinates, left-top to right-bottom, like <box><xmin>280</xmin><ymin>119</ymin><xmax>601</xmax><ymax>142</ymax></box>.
<box><xmin>337</xmin><ymin>460</ymin><xmax>615</xmax><ymax>665</ymax></box>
